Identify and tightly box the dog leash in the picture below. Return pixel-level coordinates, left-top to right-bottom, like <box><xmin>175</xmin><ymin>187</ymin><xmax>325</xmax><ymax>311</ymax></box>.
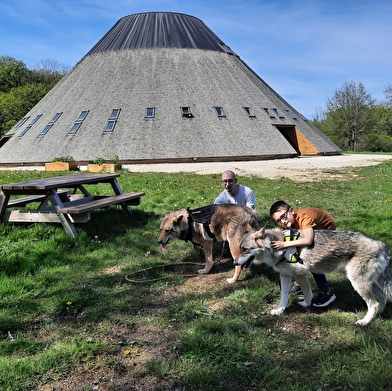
<box><xmin>124</xmin><ymin>262</ymin><xmax>206</xmax><ymax>283</ymax></box>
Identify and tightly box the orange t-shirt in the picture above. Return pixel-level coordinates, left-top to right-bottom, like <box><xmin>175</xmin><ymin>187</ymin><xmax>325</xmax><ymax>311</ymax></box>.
<box><xmin>292</xmin><ymin>208</ymin><xmax>335</xmax><ymax>230</ymax></box>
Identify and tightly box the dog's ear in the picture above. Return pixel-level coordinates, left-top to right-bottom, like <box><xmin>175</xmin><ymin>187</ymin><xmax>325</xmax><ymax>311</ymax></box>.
<box><xmin>173</xmin><ymin>214</ymin><xmax>184</xmax><ymax>224</ymax></box>
<box><xmin>254</xmin><ymin>226</ymin><xmax>266</xmax><ymax>239</ymax></box>
<box><xmin>244</xmin><ymin>223</ymin><xmax>254</xmax><ymax>233</ymax></box>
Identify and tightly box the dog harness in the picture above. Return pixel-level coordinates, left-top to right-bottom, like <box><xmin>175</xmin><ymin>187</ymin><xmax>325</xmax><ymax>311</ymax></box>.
<box><xmin>185</xmin><ymin>205</ymin><xmax>217</xmax><ymax>243</ymax></box>
<box><xmin>282</xmin><ymin>228</ymin><xmax>301</xmax><ymax>263</ymax></box>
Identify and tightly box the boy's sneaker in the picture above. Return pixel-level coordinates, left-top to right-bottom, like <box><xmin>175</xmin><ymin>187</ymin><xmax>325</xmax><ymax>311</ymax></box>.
<box><xmin>312</xmin><ymin>290</ymin><xmax>336</xmax><ymax>307</ymax></box>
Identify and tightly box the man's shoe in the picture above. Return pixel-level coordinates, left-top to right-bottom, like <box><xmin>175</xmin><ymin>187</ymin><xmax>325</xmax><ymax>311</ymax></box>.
<box><xmin>290</xmin><ymin>283</ymin><xmax>303</xmax><ymax>295</ymax></box>
<box><xmin>312</xmin><ymin>290</ymin><xmax>336</xmax><ymax>308</ymax></box>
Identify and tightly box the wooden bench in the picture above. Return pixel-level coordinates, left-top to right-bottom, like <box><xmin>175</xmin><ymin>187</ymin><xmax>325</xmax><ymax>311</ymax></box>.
<box><xmin>57</xmin><ymin>192</ymin><xmax>145</xmax><ymax>215</ymax></box>
<box><xmin>8</xmin><ymin>190</ymin><xmax>70</xmax><ymax>207</ymax></box>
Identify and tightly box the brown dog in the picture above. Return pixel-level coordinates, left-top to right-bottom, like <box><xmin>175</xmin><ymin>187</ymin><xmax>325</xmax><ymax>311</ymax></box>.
<box><xmin>158</xmin><ymin>204</ymin><xmax>260</xmax><ymax>282</ymax></box>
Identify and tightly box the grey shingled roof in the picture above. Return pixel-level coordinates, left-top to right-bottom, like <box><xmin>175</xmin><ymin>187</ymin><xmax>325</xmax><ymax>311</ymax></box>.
<box><xmin>86</xmin><ymin>12</ymin><xmax>236</xmax><ymax>54</ymax></box>
<box><xmin>0</xmin><ymin>12</ymin><xmax>340</xmax><ymax>165</ymax></box>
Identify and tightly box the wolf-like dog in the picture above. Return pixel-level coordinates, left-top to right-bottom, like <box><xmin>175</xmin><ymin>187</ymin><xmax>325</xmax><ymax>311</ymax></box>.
<box><xmin>158</xmin><ymin>204</ymin><xmax>260</xmax><ymax>282</ymax></box>
<box><xmin>235</xmin><ymin>227</ymin><xmax>392</xmax><ymax>325</ymax></box>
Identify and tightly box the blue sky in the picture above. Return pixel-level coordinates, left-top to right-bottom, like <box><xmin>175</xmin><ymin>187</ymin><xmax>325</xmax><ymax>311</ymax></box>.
<box><xmin>1</xmin><ymin>0</ymin><xmax>391</xmax><ymax>118</ymax></box>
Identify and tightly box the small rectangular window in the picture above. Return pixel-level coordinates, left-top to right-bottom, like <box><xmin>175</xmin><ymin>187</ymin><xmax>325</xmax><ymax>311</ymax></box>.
<box><xmin>69</xmin><ymin>123</ymin><xmax>82</xmax><ymax>134</ymax></box>
<box><xmin>39</xmin><ymin>124</ymin><xmax>53</xmax><ymax>136</ymax></box>
<box><xmin>49</xmin><ymin>112</ymin><xmax>62</xmax><ymax>123</ymax></box>
<box><xmin>181</xmin><ymin>107</ymin><xmax>193</xmax><ymax>118</ymax></box>
<box><xmin>104</xmin><ymin>120</ymin><xmax>117</xmax><ymax>132</ymax></box>
<box><xmin>263</xmin><ymin>108</ymin><xmax>275</xmax><ymax>118</ymax></box>
<box><xmin>243</xmin><ymin>107</ymin><xmax>255</xmax><ymax>117</ymax></box>
<box><xmin>145</xmin><ymin>107</ymin><xmax>155</xmax><ymax>118</ymax></box>
<box><xmin>77</xmin><ymin>110</ymin><xmax>89</xmax><ymax>121</ymax></box>
<box><xmin>109</xmin><ymin>108</ymin><xmax>121</xmax><ymax>119</ymax></box>
<box><xmin>214</xmin><ymin>107</ymin><xmax>226</xmax><ymax>117</ymax></box>
<box><xmin>285</xmin><ymin>109</ymin><xmax>297</xmax><ymax>120</ymax></box>
<box><xmin>19</xmin><ymin>126</ymin><xmax>31</xmax><ymax>137</ymax></box>
<box><xmin>69</xmin><ymin>111</ymin><xmax>89</xmax><ymax>134</ymax></box>
<box><xmin>30</xmin><ymin>114</ymin><xmax>42</xmax><ymax>125</ymax></box>
<box><xmin>15</xmin><ymin>117</ymin><xmax>30</xmax><ymax>127</ymax></box>
<box><xmin>273</xmin><ymin>108</ymin><xmax>285</xmax><ymax>118</ymax></box>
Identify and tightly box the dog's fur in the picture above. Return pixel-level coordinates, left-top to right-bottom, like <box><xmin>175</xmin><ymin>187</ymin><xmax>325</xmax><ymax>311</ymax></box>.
<box><xmin>158</xmin><ymin>204</ymin><xmax>260</xmax><ymax>282</ymax></box>
<box><xmin>235</xmin><ymin>227</ymin><xmax>392</xmax><ymax>325</ymax></box>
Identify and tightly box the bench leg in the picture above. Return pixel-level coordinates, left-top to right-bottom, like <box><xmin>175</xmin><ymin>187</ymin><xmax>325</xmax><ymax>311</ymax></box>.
<box><xmin>56</xmin><ymin>212</ymin><xmax>78</xmax><ymax>238</ymax></box>
<box><xmin>121</xmin><ymin>204</ymin><xmax>132</xmax><ymax>216</ymax></box>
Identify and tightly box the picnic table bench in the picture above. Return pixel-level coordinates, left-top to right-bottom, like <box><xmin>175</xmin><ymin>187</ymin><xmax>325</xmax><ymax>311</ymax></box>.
<box><xmin>0</xmin><ymin>173</ymin><xmax>145</xmax><ymax>237</ymax></box>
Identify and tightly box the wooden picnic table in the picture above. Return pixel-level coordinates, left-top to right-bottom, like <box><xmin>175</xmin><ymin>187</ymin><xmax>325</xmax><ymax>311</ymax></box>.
<box><xmin>0</xmin><ymin>173</ymin><xmax>145</xmax><ymax>238</ymax></box>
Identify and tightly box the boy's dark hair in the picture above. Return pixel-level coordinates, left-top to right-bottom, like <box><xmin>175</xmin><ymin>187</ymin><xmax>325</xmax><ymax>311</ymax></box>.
<box><xmin>269</xmin><ymin>200</ymin><xmax>291</xmax><ymax>216</ymax></box>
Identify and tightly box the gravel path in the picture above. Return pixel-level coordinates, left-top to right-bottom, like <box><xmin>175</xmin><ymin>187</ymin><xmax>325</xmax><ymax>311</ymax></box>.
<box><xmin>124</xmin><ymin>154</ymin><xmax>392</xmax><ymax>179</ymax></box>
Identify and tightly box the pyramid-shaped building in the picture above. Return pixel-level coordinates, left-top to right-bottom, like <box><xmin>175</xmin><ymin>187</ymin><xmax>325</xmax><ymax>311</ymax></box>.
<box><xmin>0</xmin><ymin>12</ymin><xmax>340</xmax><ymax>165</ymax></box>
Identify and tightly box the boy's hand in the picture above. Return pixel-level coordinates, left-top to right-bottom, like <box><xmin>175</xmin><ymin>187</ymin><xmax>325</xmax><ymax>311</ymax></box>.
<box><xmin>272</xmin><ymin>240</ymin><xmax>285</xmax><ymax>250</ymax></box>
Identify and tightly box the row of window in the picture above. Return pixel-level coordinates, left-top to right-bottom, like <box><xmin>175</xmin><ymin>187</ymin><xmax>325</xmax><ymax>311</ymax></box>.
<box><xmin>14</xmin><ymin>106</ymin><xmax>298</xmax><ymax>137</ymax></box>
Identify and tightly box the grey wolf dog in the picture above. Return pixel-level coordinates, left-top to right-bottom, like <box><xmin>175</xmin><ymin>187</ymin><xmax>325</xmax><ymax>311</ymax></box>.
<box><xmin>235</xmin><ymin>227</ymin><xmax>392</xmax><ymax>325</ymax></box>
<box><xmin>158</xmin><ymin>204</ymin><xmax>260</xmax><ymax>282</ymax></box>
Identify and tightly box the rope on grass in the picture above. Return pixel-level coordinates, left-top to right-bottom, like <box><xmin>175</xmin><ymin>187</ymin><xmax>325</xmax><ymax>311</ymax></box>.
<box><xmin>124</xmin><ymin>262</ymin><xmax>206</xmax><ymax>283</ymax></box>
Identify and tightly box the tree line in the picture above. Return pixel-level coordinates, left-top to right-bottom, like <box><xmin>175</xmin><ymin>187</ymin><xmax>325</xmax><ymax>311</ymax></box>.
<box><xmin>1</xmin><ymin>55</ymin><xmax>392</xmax><ymax>152</ymax></box>
<box><xmin>0</xmin><ymin>56</ymin><xmax>69</xmax><ymax>136</ymax></box>
<box><xmin>311</xmin><ymin>80</ymin><xmax>392</xmax><ymax>152</ymax></box>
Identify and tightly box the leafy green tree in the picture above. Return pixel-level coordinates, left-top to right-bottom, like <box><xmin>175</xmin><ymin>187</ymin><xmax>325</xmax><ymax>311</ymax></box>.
<box><xmin>0</xmin><ymin>56</ymin><xmax>68</xmax><ymax>136</ymax></box>
<box><xmin>325</xmin><ymin>81</ymin><xmax>375</xmax><ymax>151</ymax></box>
<box><xmin>0</xmin><ymin>83</ymin><xmax>51</xmax><ymax>135</ymax></box>
<box><xmin>0</xmin><ymin>56</ymin><xmax>30</xmax><ymax>93</ymax></box>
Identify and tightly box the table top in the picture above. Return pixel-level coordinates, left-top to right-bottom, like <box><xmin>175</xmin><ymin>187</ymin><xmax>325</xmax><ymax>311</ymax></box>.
<box><xmin>0</xmin><ymin>173</ymin><xmax>121</xmax><ymax>191</ymax></box>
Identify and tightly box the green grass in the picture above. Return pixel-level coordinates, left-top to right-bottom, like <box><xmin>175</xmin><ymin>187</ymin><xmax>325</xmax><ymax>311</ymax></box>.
<box><xmin>0</xmin><ymin>162</ymin><xmax>392</xmax><ymax>390</ymax></box>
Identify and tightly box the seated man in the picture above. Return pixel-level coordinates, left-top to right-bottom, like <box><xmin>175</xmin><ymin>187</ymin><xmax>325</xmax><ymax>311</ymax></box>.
<box><xmin>214</xmin><ymin>170</ymin><xmax>256</xmax><ymax>209</ymax></box>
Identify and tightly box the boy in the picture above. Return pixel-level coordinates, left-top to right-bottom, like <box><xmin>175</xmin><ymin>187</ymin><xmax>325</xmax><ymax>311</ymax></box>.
<box><xmin>269</xmin><ymin>200</ymin><xmax>336</xmax><ymax>307</ymax></box>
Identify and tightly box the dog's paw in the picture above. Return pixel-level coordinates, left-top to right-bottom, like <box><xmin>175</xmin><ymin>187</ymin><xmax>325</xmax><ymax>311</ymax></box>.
<box><xmin>226</xmin><ymin>277</ymin><xmax>236</xmax><ymax>284</ymax></box>
<box><xmin>197</xmin><ymin>268</ymin><xmax>211</xmax><ymax>274</ymax></box>
<box><xmin>298</xmin><ymin>300</ymin><xmax>311</xmax><ymax>308</ymax></box>
<box><xmin>355</xmin><ymin>318</ymin><xmax>370</xmax><ymax>326</ymax></box>
<box><xmin>270</xmin><ymin>307</ymin><xmax>285</xmax><ymax>316</ymax></box>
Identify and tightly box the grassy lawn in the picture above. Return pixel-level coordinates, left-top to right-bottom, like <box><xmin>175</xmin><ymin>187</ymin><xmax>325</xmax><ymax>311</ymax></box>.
<box><xmin>0</xmin><ymin>161</ymin><xmax>392</xmax><ymax>390</ymax></box>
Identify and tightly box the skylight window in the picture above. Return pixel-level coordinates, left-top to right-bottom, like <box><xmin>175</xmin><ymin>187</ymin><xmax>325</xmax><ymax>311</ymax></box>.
<box><xmin>18</xmin><ymin>126</ymin><xmax>31</xmax><ymax>137</ymax></box>
<box><xmin>39</xmin><ymin>124</ymin><xmax>53</xmax><ymax>136</ymax></box>
<box><xmin>181</xmin><ymin>107</ymin><xmax>193</xmax><ymax>118</ymax></box>
<box><xmin>263</xmin><ymin>108</ymin><xmax>275</xmax><ymax>118</ymax></box>
<box><xmin>69</xmin><ymin>123</ymin><xmax>82</xmax><ymax>134</ymax></box>
<box><xmin>104</xmin><ymin>109</ymin><xmax>121</xmax><ymax>132</ymax></box>
<box><xmin>77</xmin><ymin>110</ymin><xmax>89</xmax><ymax>121</ymax></box>
<box><xmin>243</xmin><ymin>107</ymin><xmax>255</xmax><ymax>117</ymax></box>
<box><xmin>273</xmin><ymin>108</ymin><xmax>285</xmax><ymax>118</ymax></box>
<box><xmin>15</xmin><ymin>117</ymin><xmax>30</xmax><ymax>128</ymax></box>
<box><xmin>69</xmin><ymin>110</ymin><xmax>89</xmax><ymax>134</ymax></box>
<box><xmin>104</xmin><ymin>120</ymin><xmax>117</xmax><ymax>132</ymax></box>
<box><xmin>30</xmin><ymin>114</ymin><xmax>42</xmax><ymax>125</ymax></box>
<box><xmin>214</xmin><ymin>107</ymin><xmax>226</xmax><ymax>117</ymax></box>
<box><xmin>285</xmin><ymin>109</ymin><xmax>297</xmax><ymax>120</ymax></box>
<box><xmin>49</xmin><ymin>112</ymin><xmax>62</xmax><ymax>123</ymax></box>
<box><xmin>145</xmin><ymin>107</ymin><xmax>155</xmax><ymax>118</ymax></box>
<box><xmin>109</xmin><ymin>108</ymin><xmax>121</xmax><ymax>119</ymax></box>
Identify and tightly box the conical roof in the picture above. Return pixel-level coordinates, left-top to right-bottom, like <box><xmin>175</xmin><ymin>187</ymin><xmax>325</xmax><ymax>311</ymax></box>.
<box><xmin>0</xmin><ymin>12</ymin><xmax>340</xmax><ymax>165</ymax></box>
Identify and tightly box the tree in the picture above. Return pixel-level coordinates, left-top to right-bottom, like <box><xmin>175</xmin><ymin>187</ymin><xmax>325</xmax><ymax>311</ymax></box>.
<box><xmin>325</xmin><ymin>81</ymin><xmax>375</xmax><ymax>151</ymax></box>
<box><xmin>0</xmin><ymin>56</ymin><xmax>68</xmax><ymax>136</ymax></box>
<box><xmin>31</xmin><ymin>58</ymin><xmax>69</xmax><ymax>85</ymax></box>
<box><xmin>384</xmin><ymin>83</ymin><xmax>392</xmax><ymax>108</ymax></box>
<box><xmin>0</xmin><ymin>56</ymin><xmax>30</xmax><ymax>93</ymax></box>
<box><xmin>0</xmin><ymin>83</ymin><xmax>50</xmax><ymax>135</ymax></box>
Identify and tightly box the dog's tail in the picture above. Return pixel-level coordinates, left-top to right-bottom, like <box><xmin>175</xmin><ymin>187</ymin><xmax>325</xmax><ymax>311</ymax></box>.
<box><xmin>382</xmin><ymin>247</ymin><xmax>392</xmax><ymax>301</ymax></box>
